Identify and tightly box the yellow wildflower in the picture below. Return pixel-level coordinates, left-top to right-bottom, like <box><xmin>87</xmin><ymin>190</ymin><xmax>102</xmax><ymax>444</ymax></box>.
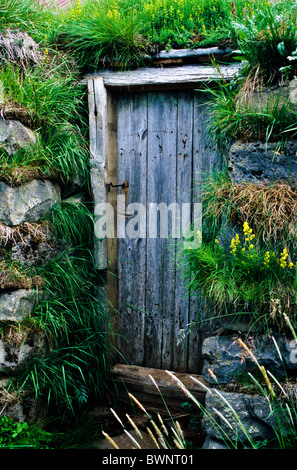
<box><xmin>264</xmin><ymin>251</ymin><xmax>270</xmax><ymax>267</ymax></box>
<box><xmin>279</xmin><ymin>248</ymin><xmax>288</xmax><ymax>268</ymax></box>
<box><xmin>243</xmin><ymin>222</ymin><xmax>250</xmax><ymax>234</ymax></box>
<box><xmin>230</xmin><ymin>233</ymin><xmax>240</xmax><ymax>254</ymax></box>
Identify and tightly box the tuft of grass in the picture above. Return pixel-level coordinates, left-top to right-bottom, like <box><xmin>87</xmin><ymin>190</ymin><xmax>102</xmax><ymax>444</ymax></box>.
<box><xmin>52</xmin><ymin>0</ymin><xmax>251</xmax><ymax>70</ymax></box>
<box><xmin>230</xmin><ymin>0</ymin><xmax>297</xmax><ymax>84</ymax></box>
<box><xmin>204</xmin><ymin>71</ymin><xmax>297</xmax><ymax>147</ymax></box>
<box><xmin>202</xmin><ymin>173</ymin><xmax>297</xmax><ymax>245</ymax></box>
<box><xmin>0</xmin><ymin>61</ymin><xmax>90</xmax><ymax>185</ymax></box>
<box><xmin>178</xmin><ymin>220</ymin><xmax>297</xmax><ymax>332</ymax></box>
<box><xmin>0</xmin><ymin>0</ymin><xmax>62</xmax><ymax>43</ymax></box>
<box><xmin>49</xmin><ymin>198</ymin><xmax>94</xmax><ymax>247</ymax></box>
<box><xmin>55</xmin><ymin>0</ymin><xmax>152</xmax><ymax>71</ymax></box>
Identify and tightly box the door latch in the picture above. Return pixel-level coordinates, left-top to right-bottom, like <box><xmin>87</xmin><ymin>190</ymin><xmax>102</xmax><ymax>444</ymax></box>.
<box><xmin>106</xmin><ymin>180</ymin><xmax>129</xmax><ymax>192</ymax></box>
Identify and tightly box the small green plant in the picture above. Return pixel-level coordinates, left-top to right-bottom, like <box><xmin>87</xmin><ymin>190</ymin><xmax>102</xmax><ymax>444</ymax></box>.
<box><xmin>179</xmin><ymin>220</ymin><xmax>297</xmax><ymax>332</ymax></box>
<box><xmin>229</xmin><ymin>0</ymin><xmax>297</xmax><ymax>84</ymax></box>
<box><xmin>0</xmin><ymin>415</ymin><xmax>53</xmax><ymax>449</ymax></box>
<box><xmin>204</xmin><ymin>72</ymin><xmax>297</xmax><ymax>146</ymax></box>
<box><xmin>0</xmin><ymin>61</ymin><xmax>90</xmax><ymax>186</ymax></box>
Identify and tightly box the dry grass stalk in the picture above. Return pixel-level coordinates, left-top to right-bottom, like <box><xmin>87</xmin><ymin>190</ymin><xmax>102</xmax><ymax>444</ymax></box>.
<box><xmin>206</xmin><ymin>180</ymin><xmax>297</xmax><ymax>242</ymax></box>
<box><xmin>0</xmin><ymin>103</ymin><xmax>37</xmax><ymax>128</ymax></box>
<box><xmin>0</xmin><ymin>165</ymin><xmax>59</xmax><ymax>187</ymax></box>
<box><xmin>0</xmin><ymin>30</ymin><xmax>42</xmax><ymax>69</ymax></box>
<box><xmin>101</xmin><ymin>431</ymin><xmax>119</xmax><ymax>449</ymax></box>
<box><xmin>0</xmin><ymin>260</ymin><xmax>44</xmax><ymax>290</ymax></box>
<box><xmin>236</xmin><ymin>65</ymin><xmax>264</xmax><ymax>108</ymax></box>
<box><xmin>0</xmin><ymin>221</ymin><xmax>49</xmax><ymax>246</ymax></box>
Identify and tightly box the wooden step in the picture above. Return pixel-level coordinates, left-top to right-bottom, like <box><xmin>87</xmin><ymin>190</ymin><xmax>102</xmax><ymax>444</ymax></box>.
<box><xmin>111</xmin><ymin>364</ymin><xmax>209</xmax><ymax>415</ymax></box>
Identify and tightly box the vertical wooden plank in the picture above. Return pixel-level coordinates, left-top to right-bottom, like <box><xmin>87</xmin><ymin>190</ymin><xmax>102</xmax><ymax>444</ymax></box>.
<box><xmin>146</xmin><ymin>91</ymin><xmax>177</xmax><ymax>370</ymax></box>
<box><xmin>187</xmin><ymin>91</ymin><xmax>221</xmax><ymax>373</ymax></box>
<box><xmin>192</xmin><ymin>91</ymin><xmax>221</xmax><ymax>199</ymax></box>
<box><xmin>116</xmin><ymin>93</ymin><xmax>148</xmax><ymax>365</ymax></box>
<box><xmin>106</xmin><ymin>90</ymin><xmax>118</xmax><ymax>350</ymax></box>
<box><xmin>88</xmin><ymin>77</ymin><xmax>108</xmax><ymax>270</ymax></box>
<box><xmin>174</xmin><ymin>90</ymin><xmax>194</xmax><ymax>372</ymax></box>
<box><xmin>88</xmin><ymin>78</ymin><xmax>96</xmax><ymax>161</ymax></box>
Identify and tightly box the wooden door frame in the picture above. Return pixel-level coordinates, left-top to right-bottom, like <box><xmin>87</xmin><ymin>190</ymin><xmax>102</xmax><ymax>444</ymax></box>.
<box><xmin>87</xmin><ymin>64</ymin><xmax>240</xmax><ymax>355</ymax></box>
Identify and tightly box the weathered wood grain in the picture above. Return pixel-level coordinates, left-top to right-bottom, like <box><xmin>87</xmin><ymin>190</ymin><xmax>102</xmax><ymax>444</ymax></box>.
<box><xmin>90</xmin><ymin>73</ymin><xmax>224</xmax><ymax>373</ymax></box>
<box><xmin>88</xmin><ymin>77</ymin><xmax>108</xmax><ymax>270</ymax></box>
<box><xmin>152</xmin><ymin>47</ymin><xmax>234</xmax><ymax>61</ymax></box>
<box><xmin>87</xmin><ymin>64</ymin><xmax>241</xmax><ymax>92</ymax></box>
<box><xmin>146</xmin><ymin>91</ymin><xmax>177</xmax><ymax>370</ymax></box>
<box><xmin>106</xmin><ymin>90</ymin><xmax>118</xmax><ymax>348</ymax></box>
<box><xmin>111</xmin><ymin>363</ymin><xmax>208</xmax><ymax>409</ymax></box>
<box><xmin>174</xmin><ymin>91</ymin><xmax>194</xmax><ymax>372</ymax></box>
<box><xmin>117</xmin><ymin>93</ymin><xmax>148</xmax><ymax>365</ymax></box>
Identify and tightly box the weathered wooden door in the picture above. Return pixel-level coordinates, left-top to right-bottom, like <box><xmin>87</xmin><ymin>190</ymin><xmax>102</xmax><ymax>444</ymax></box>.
<box><xmin>116</xmin><ymin>90</ymin><xmax>220</xmax><ymax>373</ymax></box>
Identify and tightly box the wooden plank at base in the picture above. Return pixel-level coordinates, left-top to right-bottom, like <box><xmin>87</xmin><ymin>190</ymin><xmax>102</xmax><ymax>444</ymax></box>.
<box><xmin>111</xmin><ymin>364</ymin><xmax>208</xmax><ymax>412</ymax></box>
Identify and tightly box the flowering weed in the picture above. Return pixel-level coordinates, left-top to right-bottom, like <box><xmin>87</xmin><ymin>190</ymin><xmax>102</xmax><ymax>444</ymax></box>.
<box><xmin>181</xmin><ymin>220</ymin><xmax>297</xmax><ymax>332</ymax></box>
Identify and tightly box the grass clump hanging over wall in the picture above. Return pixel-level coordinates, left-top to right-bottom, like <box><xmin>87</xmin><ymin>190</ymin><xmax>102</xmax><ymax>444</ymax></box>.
<box><xmin>5</xmin><ymin>199</ymin><xmax>112</xmax><ymax>418</ymax></box>
<box><xmin>179</xmin><ymin>220</ymin><xmax>297</xmax><ymax>332</ymax></box>
<box><xmin>49</xmin><ymin>0</ymin><xmax>255</xmax><ymax>71</ymax></box>
<box><xmin>0</xmin><ymin>60</ymin><xmax>90</xmax><ymax>189</ymax></box>
<box><xmin>0</xmin><ymin>1</ymin><xmax>112</xmax><ymax>423</ymax></box>
<box><xmin>204</xmin><ymin>0</ymin><xmax>297</xmax><ymax>147</ymax></box>
<box><xmin>202</xmin><ymin>174</ymin><xmax>297</xmax><ymax>245</ymax></box>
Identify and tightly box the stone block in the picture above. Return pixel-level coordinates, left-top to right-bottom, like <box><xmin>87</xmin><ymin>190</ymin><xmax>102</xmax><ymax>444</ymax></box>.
<box><xmin>202</xmin><ymin>335</ymin><xmax>246</xmax><ymax>384</ymax></box>
<box><xmin>228</xmin><ymin>141</ymin><xmax>297</xmax><ymax>185</ymax></box>
<box><xmin>202</xmin><ymin>389</ymin><xmax>294</xmax><ymax>447</ymax></box>
<box><xmin>0</xmin><ymin>179</ymin><xmax>60</xmax><ymax>225</ymax></box>
<box><xmin>202</xmin><ymin>333</ymin><xmax>297</xmax><ymax>384</ymax></box>
<box><xmin>0</xmin><ymin>289</ymin><xmax>38</xmax><ymax>321</ymax></box>
<box><xmin>0</xmin><ymin>120</ymin><xmax>36</xmax><ymax>155</ymax></box>
<box><xmin>0</xmin><ymin>340</ymin><xmax>33</xmax><ymax>370</ymax></box>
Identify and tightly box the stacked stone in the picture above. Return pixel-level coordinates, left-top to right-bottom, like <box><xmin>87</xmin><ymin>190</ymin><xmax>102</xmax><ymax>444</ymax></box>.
<box><xmin>0</xmin><ymin>117</ymin><xmax>62</xmax><ymax>422</ymax></box>
<box><xmin>201</xmin><ymin>81</ymin><xmax>297</xmax><ymax>449</ymax></box>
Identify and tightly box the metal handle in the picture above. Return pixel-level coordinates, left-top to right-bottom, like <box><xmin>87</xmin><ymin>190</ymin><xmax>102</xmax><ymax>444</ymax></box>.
<box><xmin>106</xmin><ymin>180</ymin><xmax>129</xmax><ymax>192</ymax></box>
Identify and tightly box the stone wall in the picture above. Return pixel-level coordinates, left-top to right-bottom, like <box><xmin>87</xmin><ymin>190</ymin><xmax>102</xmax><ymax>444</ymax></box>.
<box><xmin>0</xmin><ymin>117</ymin><xmax>66</xmax><ymax>422</ymax></box>
<box><xmin>201</xmin><ymin>138</ymin><xmax>297</xmax><ymax>449</ymax></box>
